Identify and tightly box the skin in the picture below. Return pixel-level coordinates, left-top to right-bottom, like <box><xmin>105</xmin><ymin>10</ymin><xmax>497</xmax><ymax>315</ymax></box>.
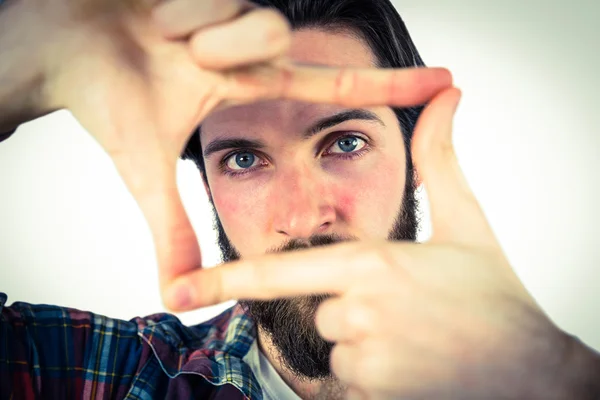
<box><xmin>200</xmin><ymin>29</ymin><xmax>408</xmax><ymax>397</ymax></box>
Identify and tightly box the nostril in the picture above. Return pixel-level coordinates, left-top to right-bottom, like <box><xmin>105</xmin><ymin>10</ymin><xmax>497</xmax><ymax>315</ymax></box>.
<box><xmin>319</xmin><ymin>222</ymin><xmax>331</xmax><ymax>231</ymax></box>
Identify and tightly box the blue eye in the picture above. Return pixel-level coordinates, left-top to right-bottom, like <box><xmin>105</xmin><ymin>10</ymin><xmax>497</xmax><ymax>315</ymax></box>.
<box><xmin>226</xmin><ymin>152</ymin><xmax>258</xmax><ymax>170</ymax></box>
<box><xmin>329</xmin><ymin>136</ymin><xmax>366</xmax><ymax>154</ymax></box>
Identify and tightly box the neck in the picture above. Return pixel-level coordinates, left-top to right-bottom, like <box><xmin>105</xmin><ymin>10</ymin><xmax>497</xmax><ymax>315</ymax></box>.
<box><xmin>256</xmin><ymin>326</ymin><xmax>346</xmax><ymax>400</ymax></box>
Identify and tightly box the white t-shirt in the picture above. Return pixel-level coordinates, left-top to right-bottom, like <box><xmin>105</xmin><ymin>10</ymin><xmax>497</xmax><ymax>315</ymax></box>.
<box><xmin>243</xmin><ymin>339</ymin><xmax>302</xmax><ymax>400</ymax></box>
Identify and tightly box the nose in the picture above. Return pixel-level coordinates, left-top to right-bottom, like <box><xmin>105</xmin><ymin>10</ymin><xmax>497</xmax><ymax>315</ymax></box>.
<box><xmin>272</xmin><ymin>166</ymin><xmax>336</xmax><ymax>239</ymax></box>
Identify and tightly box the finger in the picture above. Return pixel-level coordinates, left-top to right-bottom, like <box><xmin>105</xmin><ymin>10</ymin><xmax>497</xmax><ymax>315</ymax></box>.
<box><xmin>223</xmin><ymin>64</ymin><xmax>453</xmax><ymax>109</ymax></box>
<box><xmin>332</xmin><ymin>341</ymin><xmax>406</xmax><ymax>394</ymax></box>
<box><xmin>411</xmin><ymin>87</ymin><xmax>498</xmax><ymax>248</ymax></box>
<box><xmin>152</xmin><ymin>0</ymin><xmax>252</xmax><ymax>39</ymax></box>
<box><xmin>316</xmin><ymin>296</ymin><xmax>378</xmax><ymax>343</ymax></box>
<box><xmin>330</xmin><ymin>343</ymin><xmax>360</xmax><ymax>384</ymax></box>
<box><xmin>346</xmin><ymin>387</ymin><xmax>369</xmax><ymax>400</ymax></box>
<box><xmin>163</xmin><ymin>241</ymin><xmax>387</xmax><ymax>310</ymax></box>
<box><xmin>111</xmin><ymin>149</ymin><xmax>202</xmax><ymax>291</ymax></box>
<box><xmin>189</xmin><ymin>8</ymin><xmax>291</xmax><ymax>70</ymax></box>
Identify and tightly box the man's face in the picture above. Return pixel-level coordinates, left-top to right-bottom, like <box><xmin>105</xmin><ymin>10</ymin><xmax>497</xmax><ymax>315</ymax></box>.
<box><xmin>200</xmin><ymin>29</ymin><xmax>418</xmax><ymax>380</ymax></box>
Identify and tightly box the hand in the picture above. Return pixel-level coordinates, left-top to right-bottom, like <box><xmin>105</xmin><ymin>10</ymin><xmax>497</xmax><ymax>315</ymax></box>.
<box><xmin>167</xmin><ymin>87</ymin><xmax>571</xmax><ymax>399</ymax></box>
<box><xmin>24</xmin><ymin>0</ymin><xmax>452</xmax><ymax>297</ymax></box>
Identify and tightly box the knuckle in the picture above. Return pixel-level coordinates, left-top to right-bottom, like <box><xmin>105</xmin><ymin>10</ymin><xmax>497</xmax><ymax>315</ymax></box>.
<box><xmin>355</xmin><ymin>356</ymin><xmax>381</xmax><ymax>388</ymax></box>
<box><xmin>334</xmin><ymin>69</ymin><xmax>359</xmax><ymax>106</ymax></box>
<box><xmin>244</xmin><ymin>259</ymin><xmax>266</xmax><ymax>290</ymax></box>
<box><xmin>315</xmin><ymin>300</ymin><xmax>336</xmax><ymax>336</ymax></box>
<box><xmin>348</xmin><ymin>302</ymin><xmax>377</xmax><ymax>334</ymax></box>
<box><xmin>357</xmin><ymin>247</ymin><xmax>394</xmax><ymax>274</ymax></box>
<box><xmin>274</xmin><ymin>64</ymin><xmax>295</xmax><ymax>99</ymax></box>
<box><xmin>330</xmin><ymin>345</ymin><xmax>355</xmax><ymax>380</ymax></box>
<box><xmin>355</xmin><ymin>345</ymin><xmax>388</xmax><ymax>389</ymax></box>
<box><xmin>254</xmin><ymin>9</ymin><xmax>291</xmax><ymax>51</ymax></box>
<box><xmin>316</xmin><ymin>297</ymin><xmax>336</xmax><ymax>320</ymax></box>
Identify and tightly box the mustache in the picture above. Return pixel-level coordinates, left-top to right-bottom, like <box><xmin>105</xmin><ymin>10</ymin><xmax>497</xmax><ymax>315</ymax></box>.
<box><xmin>267</xmin><ymin>233</ymin><xmax>358</xmax><ymax>254</ymax></box>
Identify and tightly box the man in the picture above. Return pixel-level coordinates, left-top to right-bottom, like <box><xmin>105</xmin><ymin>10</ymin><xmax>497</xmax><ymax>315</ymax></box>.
<box><xmin>1</xmin><ymin>0</ymin><xmax>599</xmax><ymax>400</ymax></box>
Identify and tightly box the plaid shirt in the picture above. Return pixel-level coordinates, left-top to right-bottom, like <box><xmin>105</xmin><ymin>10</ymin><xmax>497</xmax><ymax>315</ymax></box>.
<box><xmin>0</xmin><ymin>292</ymin><xmax>265</xmax><ymax>399</ymax></box>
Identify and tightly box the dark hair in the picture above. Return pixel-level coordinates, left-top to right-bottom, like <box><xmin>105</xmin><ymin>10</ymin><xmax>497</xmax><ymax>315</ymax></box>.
<box><xmin>182</xmin><ymin>0</ymin><xmax>425</xmax><ymax>185</ymax></box>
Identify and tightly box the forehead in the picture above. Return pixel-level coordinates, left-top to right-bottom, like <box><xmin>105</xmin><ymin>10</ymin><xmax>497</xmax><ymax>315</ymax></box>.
<box><xmin>202</xmin><ymin>28</ymin><xmax>378</xmax><ymax>132</ymax></box>
<box><xmin>289</xmin><ymin>28</ymin><xmax>376</xmax><ymax>67</ymax></box>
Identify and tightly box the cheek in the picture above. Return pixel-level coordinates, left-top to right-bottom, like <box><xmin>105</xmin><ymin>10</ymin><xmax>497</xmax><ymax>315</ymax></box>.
<box><xmin>211</xmin><ymin>181</ymin><xmax>240</xmax><ymax>218</ymax></box>
<box><xmin>335</xmin><ymin>158</ymin><xmax>405</xmax><ymax>231</ymax></box>
<box><xmin>334</xmin><ymin>190</ymin><xmax>357</xmax><ymax>217</ymax></box>
<box><xmin>211</xmin><ymin>181</ymin><xmax>270</xmax><ymax>243</ymax></box>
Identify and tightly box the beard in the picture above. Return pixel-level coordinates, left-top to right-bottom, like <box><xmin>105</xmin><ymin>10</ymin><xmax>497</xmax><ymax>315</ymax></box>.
<box><xmin>208</xmin><ymin>176</ymin><xmax>419</xmax><ymax>380</ymax></box>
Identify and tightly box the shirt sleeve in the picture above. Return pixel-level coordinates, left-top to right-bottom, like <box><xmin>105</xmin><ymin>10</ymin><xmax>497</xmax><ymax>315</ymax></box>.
<box><xmin>0</xmin><ymin>292</ymin><xmax>147</xmax><ymax>399</ymax></box>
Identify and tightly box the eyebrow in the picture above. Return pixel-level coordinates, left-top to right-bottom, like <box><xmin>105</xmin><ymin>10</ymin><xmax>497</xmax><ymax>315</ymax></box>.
<box><xmin>202</xmin><ymin>108</ymin><xmax>385</xmax><ymax>158</ymax></box>
<box><xmin>203</xmin><ymin>138</ymin><xmax>266</xmax><ymax>158</ymax></box>
<box><xmin>304</xmin><ymin>108</ymin><xmax>385</xmax><ymax>139</ymax></box>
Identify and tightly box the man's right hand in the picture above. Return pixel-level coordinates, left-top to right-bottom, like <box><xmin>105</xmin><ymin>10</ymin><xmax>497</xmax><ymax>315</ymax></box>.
<box><xmin>1</xmin><ymin>0</ymin><xmax>453</xmax><ymax>309</ymax></box>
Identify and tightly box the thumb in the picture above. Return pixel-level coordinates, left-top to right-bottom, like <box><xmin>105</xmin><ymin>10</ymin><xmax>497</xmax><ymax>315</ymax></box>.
<box><xmin>110</xmin><ymin>143</ymin><xmax>202</xmax><ymax>300</ymax></box>
<box><xmin>411</xmin><ymin>87</ymin><xmax>497</xmax><ymax>248</ymax></box>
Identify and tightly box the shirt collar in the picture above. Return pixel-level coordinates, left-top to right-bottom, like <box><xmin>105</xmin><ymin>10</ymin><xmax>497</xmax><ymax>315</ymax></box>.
<box><xmin>138</xmin><ymin>303</ymin><xmax>262</xmax><ymax>399</ymax></box>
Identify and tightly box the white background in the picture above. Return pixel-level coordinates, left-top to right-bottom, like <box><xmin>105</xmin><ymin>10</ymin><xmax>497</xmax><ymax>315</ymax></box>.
<box><xmin>1</xmin><ymin>1</ymin><xmax>599</xmax><ymax>351</ymax></box>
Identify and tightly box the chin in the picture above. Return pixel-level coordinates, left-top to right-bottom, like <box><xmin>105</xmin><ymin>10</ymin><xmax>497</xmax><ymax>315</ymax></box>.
<box><xmin>240</xmin><ymin>293</ymin><xmax>334</xmax><ymax>380</ymax></box>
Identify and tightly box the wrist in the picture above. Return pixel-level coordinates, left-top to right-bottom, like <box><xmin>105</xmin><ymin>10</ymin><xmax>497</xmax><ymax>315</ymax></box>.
<box><xmin>0</xmin><ymin>0</ymin><xmax>62</xmax><ymax>132</ymax></box>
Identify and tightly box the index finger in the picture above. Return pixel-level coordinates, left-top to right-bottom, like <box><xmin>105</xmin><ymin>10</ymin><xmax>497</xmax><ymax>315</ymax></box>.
<box><xmin>163</xmin><ymin>241</ymin><xmax>375</xmax><ymax>310</ymax></box>
<box><xmin>224</xmin><ymin>63</ymin><xmax>453</xmax><ymax>109</ymax></box>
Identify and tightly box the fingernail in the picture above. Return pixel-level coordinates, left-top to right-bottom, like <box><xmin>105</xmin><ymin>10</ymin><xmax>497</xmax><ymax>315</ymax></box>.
<box><xmin>453</xmin><ymin>88</ymin><xmax>463</xmax><ymax>112</ymax></box>
<box><xmin>431</xmin><ymin>67</ymin><xmax>453</xmax><ymax>85</ymax></box>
